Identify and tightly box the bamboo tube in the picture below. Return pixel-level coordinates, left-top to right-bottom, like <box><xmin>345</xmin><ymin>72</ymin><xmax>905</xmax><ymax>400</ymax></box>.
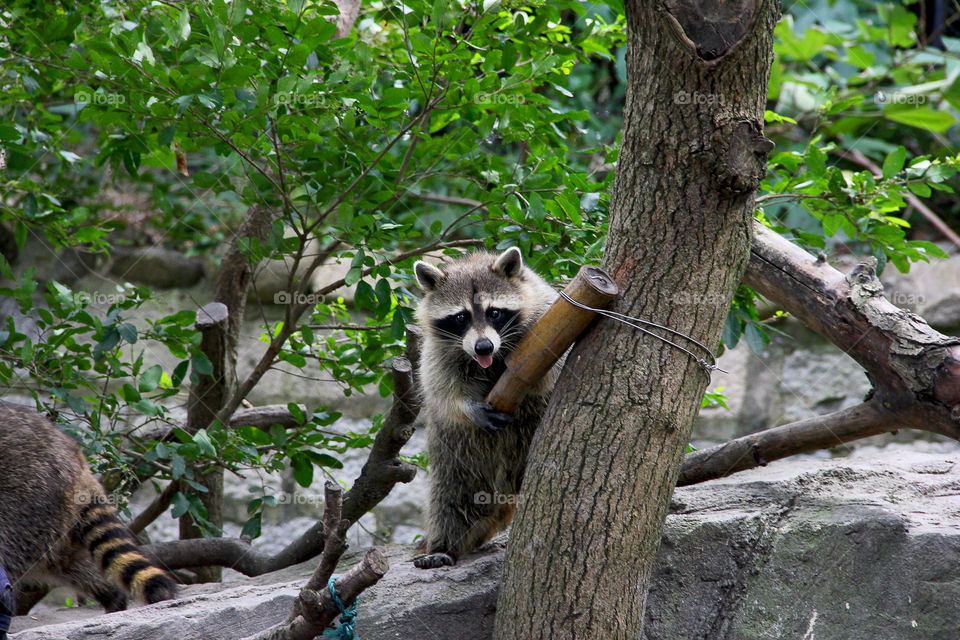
<box><xmin>485</xmin><ymin>265</ymin><xmax>619</xmax><ymax>414</ymax></box>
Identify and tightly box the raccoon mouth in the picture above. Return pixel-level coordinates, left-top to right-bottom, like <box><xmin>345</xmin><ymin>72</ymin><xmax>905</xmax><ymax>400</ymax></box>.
<box><xmin>476</xmin><ymin>354</ymin><xmax>494</xmax><ymax>369</ymax></box>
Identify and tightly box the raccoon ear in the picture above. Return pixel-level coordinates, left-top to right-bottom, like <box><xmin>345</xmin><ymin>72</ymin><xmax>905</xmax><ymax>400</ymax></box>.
<box><xmin>492</xmin><ymin>246</ymin><xmax>523</xmax><ymax>278</ymax></box>
<box><xmin>414</xmin><ymin>261</ymin><xmax>446</xmax><ymax>291</ymax></box>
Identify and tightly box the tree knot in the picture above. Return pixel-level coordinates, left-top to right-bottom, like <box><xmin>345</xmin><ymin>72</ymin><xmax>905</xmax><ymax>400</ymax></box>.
<box><xmin>713</xmin><ymin>119</ymin><xmax>773</xmax><ymax>196</ymax></box>
<box><xmin>847</xmin><ymin>259</ymin><xmax>884</xmax><ymax>297</ymax></box>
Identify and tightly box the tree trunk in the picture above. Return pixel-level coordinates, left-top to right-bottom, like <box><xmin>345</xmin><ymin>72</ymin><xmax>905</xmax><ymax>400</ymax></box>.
<box><xmin>493</xmin><ymin>0</ymin><xmax>780</xmax><ymax>637</ymax></box>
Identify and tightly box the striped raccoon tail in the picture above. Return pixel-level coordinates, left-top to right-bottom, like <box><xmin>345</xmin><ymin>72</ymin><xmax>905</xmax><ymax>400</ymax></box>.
<box><xmin>74</xmin><ymin>502</ymin><xmax>178</xmax><ymax>604</ymax></box>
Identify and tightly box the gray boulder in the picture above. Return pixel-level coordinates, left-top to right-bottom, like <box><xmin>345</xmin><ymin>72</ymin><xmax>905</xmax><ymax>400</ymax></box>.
<box><xmin>883</xmin><ymin>250</ymin><xmax>960</xmax><ymax>331</ymax></box>
<box><xmin>108</xmin><ymin>247</ymin><xmax>205</xmax><ymax>289</ymax></box>
<box><xmin>12</xmin><ymin>446</ymin><xmax>960</xmax><ymax>639</ymax></box>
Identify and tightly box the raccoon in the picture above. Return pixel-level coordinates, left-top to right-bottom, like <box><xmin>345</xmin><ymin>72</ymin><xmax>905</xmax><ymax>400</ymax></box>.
<box><xmin>0</xmin><ymin>403</ymin><xmax>178</xmax><ymax>613</ymax></box>
<box><xmin>412</xmin><ymin>247</ymin><xmax>561</xmax><ymax>569</ymax></box>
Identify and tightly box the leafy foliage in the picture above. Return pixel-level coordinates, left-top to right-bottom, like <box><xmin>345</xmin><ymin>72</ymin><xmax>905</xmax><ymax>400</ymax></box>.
<box><xmin>0</xmin><ymin>0</ymin><xmax>622</xmax><ymax>534</ymax></box>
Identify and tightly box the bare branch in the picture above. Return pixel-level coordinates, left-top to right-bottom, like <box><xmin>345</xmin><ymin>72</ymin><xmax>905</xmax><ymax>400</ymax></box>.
<box><xmin>678</xmin><ymin>220</ymin><xmax>960</xmax><ymax>486</ymax></box>
<box><xmin>142</xmin><ymin>336</ymin><xmax>422</xmax><ymax>575</ymax></box>
<box><xmin>678</xmin><ymin>400</ymin><xmax>896</xmax><ymax>486</ymax></box>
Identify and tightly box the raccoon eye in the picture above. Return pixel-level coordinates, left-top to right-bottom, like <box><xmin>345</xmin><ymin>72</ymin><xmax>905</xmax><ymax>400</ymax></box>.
<box><xmin>455</xmin><ymin>312</ymin><xmax>468</xmax><ymax>324</ymax></box>
<box><xmin>488</xmin><ymin>309</ymin><xmax>501</xmax><ymax>320</ymax></box>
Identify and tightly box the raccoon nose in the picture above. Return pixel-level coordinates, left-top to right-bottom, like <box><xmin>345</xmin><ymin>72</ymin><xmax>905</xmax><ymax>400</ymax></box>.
<box><xmin>475</xmin><ymin>338</ymin><xmax>494</xmax><ymax>356</ymax></box>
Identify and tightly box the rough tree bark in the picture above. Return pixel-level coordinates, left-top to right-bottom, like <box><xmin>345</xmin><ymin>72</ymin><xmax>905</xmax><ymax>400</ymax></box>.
<box><xmin>493</xmin><ymin>0</ymin><xmax>781</xmax><ymax>637</ymax></box>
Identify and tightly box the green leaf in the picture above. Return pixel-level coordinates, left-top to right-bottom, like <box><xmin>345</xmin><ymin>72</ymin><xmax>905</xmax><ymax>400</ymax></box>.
<box><xmin>345</xmin><ymin>267</ymin><xmax>362</xmax><ymax>286</ymax></box>
<box><xmin>14</xmin><ymin>221</ymin><xmax>26</xmax><ymax>250</ymax></box>
<box><xmin>910</xmin><ymin>240</ymin><xmax>949</xmax><ymax>260</ymax></box>
<box><xmin>118</xmin><ymin>323</ymin><xmax>138</xmax><ymax>344</ymax></box>
<box><xmin>375</xmin><ymin>278</ymin><xmax>392</xmax><ymax>317</ymax></box>
<box><xmin>171</xmin><ymin>453</ymin><xmax>187</xmax><ymax>479</ymax></box>
<box><xmin>269</xmin><ymin>424</ymin><xmax>287</xmax><ymax>447</ymax></box>
<box><xmin>171</xmin><ymin>492</ymin><xmax>190</xmax><ymax>518</ymax></box>
<box><xmin>528</xmin><ymin>192</ymin><xmax>546</xmax><ymax>223</ymax></box>
<box><xmin>93</xmin><ymin>328</ymin><xmax>120</xmax><ymax>359</ymax></box>
<box><xmin>158</xmin><ymin>126</ymin><xmax>176</xmax><ymax>146</ymax></box>
<box><xmin>291</xmin><ymin>453</ymin><xmax>314</xmax><ymax>488</ymax></box>
<box><xmin>744</xmin><ymin>323</ymin><xmax>768</xmax><ymax>355</ymax></box>
<box><xmin>0</xmin><ymin>124</ymin><xmax>19</xmax><ymax>141</ymax></box>
<box><xmin>120</xmin><ymin>383</ymin><xmax>141</xmax><ymax>402</ymax></box>
<box><xmin>171</xmin><ymin>360</ymin><xmax>190</xmax><ymax>387</ymax></box>
<box><xmin>163</xmin><ymin>309</ymin><xmax>197</xmax><ymax>326</ymax></box>
<box><xmin>764</xmin><ymin>110</ymin><xmax>798</xmax><ymax>125</ymax></box>
<box><xmin>721</xmin><ymin>312</ymin><xmax>741</xmax><ymax>349</ymax></box>
<box><xmin>821</xmin><ymin>214</ymin><xmax>844</xmax><ymax>238</ymax></box>
<box><xmin>882</xmin><ymin>146</ymin><xmax>907</xmax><ymax>180</ymax></box>
<box><xmin>241</xmin><ymin>513</ymin><xmax>262</xmax><ymax>539</ymax></box>
<box><xmin>19</xmin><ymin>340</ymin><xmax>34</xmax><ymax>365</ymax></box>
<box><xmin>193</xmin><ymin>429</ymin><xmax>217</xmax><ymax>457</ymax></box>
<box><xmin>805</xmin><ymin>144</ymin><xmax>826</xmax><ymax>177</ymax></box>
<box><xmin>391</xmin><ymin>308</ymin><xmax>407</xmax><ymax>340</ymax></box>
<box><xmin>883</xmin><ymin>107</ymin><xmax>956</xmax><ymax>133</ymax></box>
<box><xmin>139</xmin><ymin>364</ymin><xmax>163</xmax><ymax>392</ymax></box>
<box><xmin>288</xmin><ymin>402</ymin><xmax>305</xmax><ymax>425</ymax></box>
<box><xmin>135</xmin><ymin>398</ymin><xmax>162</xmax><ymax>416</ymax></box>
<box><xmin>178</xmin><ymin>7</ymin><xmax>191</xmax><ymax>42</ymax></box>
<box><xmin>192</xmin><ymin>354</ymin><xmax>213</xmax><ymax>376</ymax></box>
<box><xmin>307</xmin><ymin>451</ymin><xmax>344</xmax><ymax>469</ymax></box>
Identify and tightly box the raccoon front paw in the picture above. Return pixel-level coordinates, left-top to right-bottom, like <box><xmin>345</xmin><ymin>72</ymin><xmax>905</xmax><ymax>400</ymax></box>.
<box><xmin>413</xmin><ymin>552</ymin><xmax>455</xmax><ymax>569</ymax></box>
<box><xmin>466</xmin><ymin>400</ymin><xmax>514</xmax><ymax>432</ymax></box>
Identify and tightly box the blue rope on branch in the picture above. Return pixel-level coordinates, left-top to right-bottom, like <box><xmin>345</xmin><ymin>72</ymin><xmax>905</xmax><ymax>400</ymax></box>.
<box><xmin>322</xmin><ymin>576</ymin><xmax>358</xmax><ymax>640</ymax></box>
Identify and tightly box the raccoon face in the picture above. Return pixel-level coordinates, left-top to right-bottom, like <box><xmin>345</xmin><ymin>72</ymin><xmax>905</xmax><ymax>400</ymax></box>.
<box><xmin>415</xmin><ymin>248</ymin><xmax>527</xmax><ymax>369</ymax></box>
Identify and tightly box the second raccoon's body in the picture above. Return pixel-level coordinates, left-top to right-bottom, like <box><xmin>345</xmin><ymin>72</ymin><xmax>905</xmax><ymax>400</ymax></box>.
<box><xmin>413</xmin><ymin>248</ymin><xmax>561</xmax><ymax>568</ymax></box>
<box><xmin>0</xmin><ymin>403</ymin><xmax>177</xmax><ymax>613</ymax></box>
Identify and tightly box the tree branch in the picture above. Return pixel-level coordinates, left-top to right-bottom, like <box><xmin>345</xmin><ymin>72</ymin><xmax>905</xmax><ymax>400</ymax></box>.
<box><xmin>142</xmin><ymin>339</ymin><xmax>422</xmax><ymax>575</ymax></box>
<box><xmin>678</xmin><ymin>399</ymin><xmax>896</xmax><ymax>485</ymax></box>
<box><xmin>240</xmin><ymin>548</ymin><xmax>388</xmax><ymax>640</ymax></box>
<box><xmin>678</xmin><ymin>220</ymin><xmax>960</xmax><ymax>485</ymax></box>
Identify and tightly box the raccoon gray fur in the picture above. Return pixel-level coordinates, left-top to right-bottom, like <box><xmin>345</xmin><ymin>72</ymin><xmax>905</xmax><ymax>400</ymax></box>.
<box><xmin>412</xmin><ymin>247</ymin><xmax>561</xmax><ymax>569</ymax></box>
<box><xmin>0</xmin><ymin>403</ymin><xmax>178</xmax><ymax>613</ymax></box>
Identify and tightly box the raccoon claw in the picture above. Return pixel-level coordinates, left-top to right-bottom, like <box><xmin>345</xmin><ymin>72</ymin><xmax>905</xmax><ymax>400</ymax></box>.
<box><xmin>413</xmin><ymin>552</ymin><xmax>455</xmax><ymax>569</ymax></box>
<box><xmin>467</xmin><ymin>401</ymin><xmax>514</xmax><ymax>432</ymax></box>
